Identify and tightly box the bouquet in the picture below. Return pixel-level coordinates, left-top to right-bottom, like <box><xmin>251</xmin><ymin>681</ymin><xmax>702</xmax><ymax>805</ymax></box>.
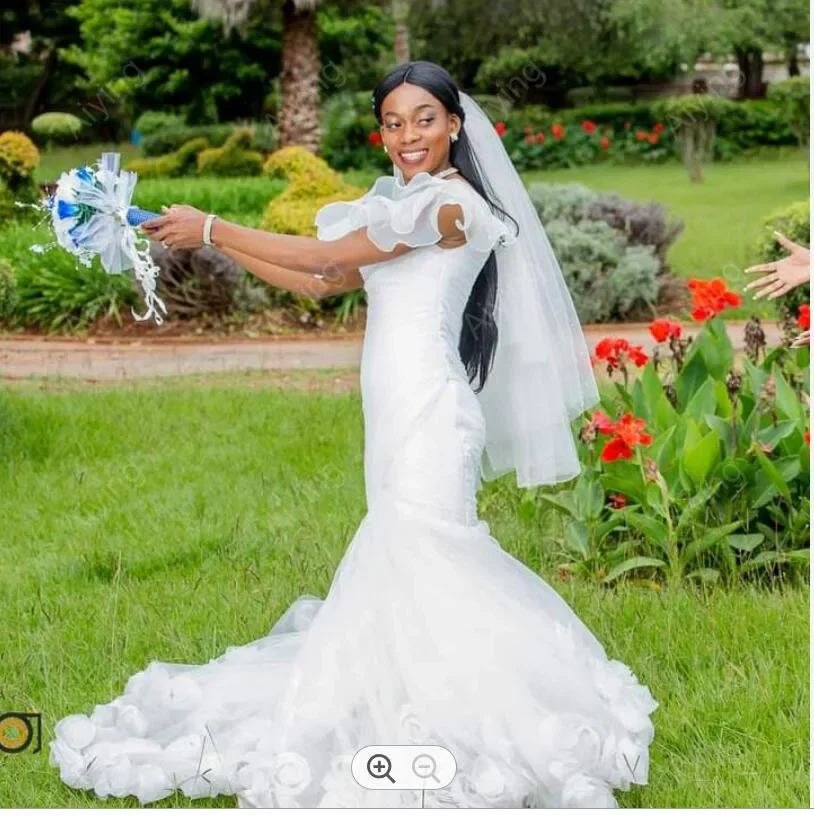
<box><xmin>21</xmin><ymin>152</ymin><xmax>167</xmax><ymax>324</ymax></box>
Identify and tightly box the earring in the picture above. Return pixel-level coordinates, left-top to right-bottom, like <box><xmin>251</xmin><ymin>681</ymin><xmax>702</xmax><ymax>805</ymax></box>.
<box><xmin>450</xmin><ymin>132</ymin><xmax>459</xmax><ymax>143</ymax></box>
<box><xmin>384</xmin><ymin>146</ymin><xmax>389</xmax><ymax>154</ymax></box>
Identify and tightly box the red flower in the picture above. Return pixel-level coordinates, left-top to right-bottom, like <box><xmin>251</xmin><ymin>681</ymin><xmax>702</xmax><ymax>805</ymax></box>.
<box><xmin>806</xmin><ymin>430</ymin><xmax>810</xmax><ymax>446</ymax></box>
<box><xmin>600</xmin><ymin>413</ymin><xmax>653</xmax><ymax>462</ymax></box>
<box><xmin>581</xmin><ymin>120</ymin><xmax>597</xmax><ymax>135</ymax></box>
<box><xmin>551</xmin><ymin>123</ymin><xmax>565</xmax><ymax>140</ymax></box>
<box><xmin>648</xmin><ymin>133</ymin><xmax>660</xmax><ymax>144</ymax></box>
<box><xmin>367</xmin><ymin>131</ymin><xmax>382</xmax><ymax>146</ymax></box>
<box><xmin>687</xmin><ymin>278</ymin><xmax>741</xmax><ymax>321</ymax></box>
<box><xmin>592</xmin><ymin>411</ymin><xmax>652</xmax><ymax>462</ymax></box>
<box><xmin>535</xmin><ymin>131</ymin><xmax>545</xmax><ymax>144</ymax></box>
<box><xmin>797</xmin><ymin>304</ymin><xmax>810</xmax><ymax>331</ymax></box>
<box><xmin>524</xmin><ymin>134</ymin><xmax>535</xmax><ymax>145</ymax></box>
<box><xmin>649</xmin><ymin>318</ymin><xmax>682</xmax><ymax>343</ymax></box>
<box><xmin>495</xmin><ymin>121</ymin><xmax>507</xmax><ymax>138</ymax></box>
<box><xmin>653</xmin><ymin>123</ymin><xmax>665</xmax><ymax>133</ymax></box>
<box><xmin>590</xmin><ymin>410</ymin><xmax>617</xmax><ymax>435</ymax></box>
<box><xmin>594</xmin><ymin>337</ymin><xmax>649</xmax><ymax>371</ymax></box>
<box><xmin>599</xmin><ymin>136</ymin><xmax>611</xmax><ymax>150</ymax></box>
<box><xmin>635</xmin><ymin>130</ymin><xmax>648</xmax><ymax>142</ymax></box>
<box><xmin>628</xmin><ymin>346</ymin><xmax>649</xmax><ymax>367</ymax></box>
<box><xmin>608</xmin><ymin>493</ymin><xmax>628</xmax><ymax>509</ymax></box>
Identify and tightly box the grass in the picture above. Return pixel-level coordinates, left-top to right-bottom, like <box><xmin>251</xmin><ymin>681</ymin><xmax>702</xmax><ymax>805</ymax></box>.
<box><xmin>0</xmin><ymin>372</ymin><xmax>808</xmax><ymax>808</ymax></box>
<box><xmin>34</xmin><ymin>143</ymin><xmax>143</xmax><ymax>184</ymax></box>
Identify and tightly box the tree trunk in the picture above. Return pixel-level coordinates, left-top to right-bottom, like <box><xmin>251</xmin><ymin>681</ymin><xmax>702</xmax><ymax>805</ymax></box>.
<box><xmin>788</xmin><ymin>47</ymin><xmax>800</xmax><ymax>77</ymax></box>
<box><xmin>735</xmin><ymin>48</ymin><xmax>765</xmax><ymax>99</ymax></box>
<box><xmin>22</xmin><ymin>47</ymin><xmax>57</xmax><ymax>128</ymax></box>
<box><xmin>279</xmin><ymin>0</ymin><xmax>321</xmax><ymax>151</ymax></box>
<box><xmin>392</xmin><ymin>0</ymin><xmax>410</xmax><ymax>65</ymax></box>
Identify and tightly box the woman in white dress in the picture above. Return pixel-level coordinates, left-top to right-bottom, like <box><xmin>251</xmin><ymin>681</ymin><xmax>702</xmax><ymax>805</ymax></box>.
<box><xmin>49</xmin><ymin>61</ymin><xmax>658</xmax><ymax>809</ymax></box>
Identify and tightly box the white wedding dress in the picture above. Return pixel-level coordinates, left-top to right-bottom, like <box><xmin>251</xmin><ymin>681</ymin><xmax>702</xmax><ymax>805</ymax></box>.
<box><xmin>50</xmin><ymin>171</ymin><xmax>658</xmax><ymax>808</ymax></box>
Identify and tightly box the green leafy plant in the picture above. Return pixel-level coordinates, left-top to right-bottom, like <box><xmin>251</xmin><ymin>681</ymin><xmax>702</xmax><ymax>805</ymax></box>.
<box><xmin>0</xmin><ymin>257</ymin><xmax>17</xmax><ymax>321</ymax></box>
<box><xmin>755</xmin><ymin>199</ymin><xmax>811</xmax><ymax>340</ymax></box>
<box><xmin>536</xmin><ymin>281</ymin><xmax>809</xmax><ymax>588</ymax></box>
<box><xmin>0</xmin><ymin>223</ymin><xmax>137</xmax><ymax>331</ymax></box>
<box><xmin>768</xmin><ymin>76</ymin><xmax>810</xmax><ymax>148</ymax></box>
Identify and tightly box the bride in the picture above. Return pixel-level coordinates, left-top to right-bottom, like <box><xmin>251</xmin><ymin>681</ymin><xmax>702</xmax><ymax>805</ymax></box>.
<box><xmin>49</xmin><ymin>61</ymin><xmax>658</xmax><ymax>808</ymax></box>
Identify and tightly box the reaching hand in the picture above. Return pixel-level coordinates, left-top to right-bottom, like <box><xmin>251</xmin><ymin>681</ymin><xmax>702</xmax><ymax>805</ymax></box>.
<box><xmin>744</xmin><ymin>231</ymin><xmax>811</xmax><ymax>300</ymax></box>
<box><xmin>139</xmin><ymin>204</ymin><xmax>208</xmax><ymax>250</ymax></box>
<box><xmin>791</xmin><ymin>329</ymin><xmax>810</xmax><ymax>349</ymax></box>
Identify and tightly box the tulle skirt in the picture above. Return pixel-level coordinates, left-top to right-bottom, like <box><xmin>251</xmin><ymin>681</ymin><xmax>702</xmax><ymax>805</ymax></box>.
<box><xmin>50</xmin><ymin>489</ymin><xmax>658</xmax><ymax>808</ymax></box>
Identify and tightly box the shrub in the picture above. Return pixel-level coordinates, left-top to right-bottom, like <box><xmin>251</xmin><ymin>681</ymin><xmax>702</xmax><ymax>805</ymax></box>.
<box><xmin>124</xmin><ymin>137</ymin><xmax>210</xmax><ymax>179</ymax></box>
<box><xmin>0</xmin><ymin>131</ymin><xmax>39</xmax><ymax>184</ymax></box>
<box><xmin>197</xmin><ymin>128</ymin><xmax>264</xmax><ymax>177</ymax></box>
<box><xmin>716</xmin><ymin>99</ymin><xmax>799</xmax><ymax>153</ymax></box>
<box><xmin>0</xmin><ymin>222</ymin><xmax>138</xmax><ymax>331</ymax></box>
<box><xmin>30</xmin><ymin>112</ymin><xmax>83</xmax><ymax>146</ymax></box>
<box><xmin>133</xmin><ymin>111</ymin><xmax>188</xmax><ymax>138</ymax></box>
<box><xmin>501</xmin><ymin>117</ymin><xmax>673</xmax><ymax>171</ymax></box>
<box><xmin>260</xmin><ymin>146</ymin><xmax>366</xmax><ymax>237</ymax></box>
<box><xmin>565</xmin><ymin>86</ymin><xmax>636</xmax><ymax>107</ymax></box>
<box><xmin>0</xmin><ymin>257</ymin><xmax>17</xmax><ymax>320</ymax></box>
<box><xmin>142</xmin><ymin>122</ymin><xmax>277</xmax><ymax>158</ymax></box>
<box><xmin>768</xmin><ymin>76</ymin><xmax>810</xmax><ymax>147</ymax></box>
<box><xmin>528</xmin><ymin>182</ymin><xmax>683</xmax><ymax>323</ymax></box>
<box><xmin>755</xmin><ymin>199</ymin><xmax>810</xmax><ymax>338</ymax></box>
<box><xmin>143</xmin><ymin>124</ymin><xmax>234</xmax><ymax>156</ymax></box>
<box><xmin>0</xmin><ymin>132</ymin><xmax>40</xmax><ymax>223</ymax></box>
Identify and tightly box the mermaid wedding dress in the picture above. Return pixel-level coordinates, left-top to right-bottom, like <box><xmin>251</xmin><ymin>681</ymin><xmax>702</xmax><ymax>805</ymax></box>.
<box><xmin>49</xmin><ymin>171</ymin><xmax>658</xmax><ymax>808</ymax></box>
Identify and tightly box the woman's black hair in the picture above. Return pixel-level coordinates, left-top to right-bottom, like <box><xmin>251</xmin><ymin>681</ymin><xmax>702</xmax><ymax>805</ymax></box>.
<box><xmin>371</xmin><ymin>61</ymin><xmax>520</xmax><ymax>394</ymax></box>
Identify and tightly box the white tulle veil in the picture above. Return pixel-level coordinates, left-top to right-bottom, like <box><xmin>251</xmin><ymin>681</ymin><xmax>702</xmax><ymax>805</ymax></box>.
<box><xmin>449</xmin><ymin>92</ymin><xmax>600</xmax><ymax>488</ymax></box>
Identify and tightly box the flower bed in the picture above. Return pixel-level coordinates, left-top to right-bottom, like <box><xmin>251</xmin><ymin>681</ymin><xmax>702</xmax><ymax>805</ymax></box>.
<box><xmin>536</xmin><ymin>279</ymin><xmax>810</xmax><ymax>588</ymax></box>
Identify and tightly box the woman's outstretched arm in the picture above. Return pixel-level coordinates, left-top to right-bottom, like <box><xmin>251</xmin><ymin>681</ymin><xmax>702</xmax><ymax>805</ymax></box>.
<box><xmin>139</xmin><ymin>201</ymin><xmax>466</xmax><ymax>279</ymax></box>
<box><xmin>140</xmin><ymin>205</ymin><xmax>423</xmax><ymax>277</ymax></box>
<box><xmin>217</xmin><ymin>245</ymin><xmax>363</xmax><ymax>300</ymax></box>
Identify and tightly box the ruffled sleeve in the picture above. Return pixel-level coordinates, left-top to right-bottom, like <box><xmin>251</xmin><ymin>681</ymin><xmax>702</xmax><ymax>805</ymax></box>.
<box><xmin>314</xmin><ymin>172</ymin><xmax>516</xmax><ymax>256</ymax></box>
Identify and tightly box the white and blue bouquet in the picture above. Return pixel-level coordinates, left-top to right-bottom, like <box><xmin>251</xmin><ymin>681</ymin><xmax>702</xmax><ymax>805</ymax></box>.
<box><xmin>22</xmin><ymin>152</ymin><xmax>167</xmax><ymax>324</ymax></box>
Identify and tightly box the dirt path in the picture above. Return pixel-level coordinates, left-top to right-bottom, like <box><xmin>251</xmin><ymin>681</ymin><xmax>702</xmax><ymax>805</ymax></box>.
<box><xmin>0</xmin><ymin>321</ymin><xmax>784</xmax><ymax>382</ymax></box>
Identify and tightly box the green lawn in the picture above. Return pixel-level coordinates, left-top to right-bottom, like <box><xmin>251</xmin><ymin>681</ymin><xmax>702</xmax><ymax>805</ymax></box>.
<box><xmin>0</xmin><ymin>373</ymin><xmax>808</xmax><ymax>808</ymax></box>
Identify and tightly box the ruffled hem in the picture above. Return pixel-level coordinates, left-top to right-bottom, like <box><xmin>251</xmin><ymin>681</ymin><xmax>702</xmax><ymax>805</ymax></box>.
<box><xmin>314</xmin><ymin>171</ymin><xmax>517</xmax><ymax>256</ymax></box>
<box><xmin>49</xmin><ymin>493</ymin><xmax>657</xmax><ymax>809</ymax></box>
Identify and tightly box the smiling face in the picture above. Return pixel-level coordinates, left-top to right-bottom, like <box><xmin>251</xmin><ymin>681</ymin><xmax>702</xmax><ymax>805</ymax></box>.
<box><xmin>379</xmin><ymin>83</ymin><xmax>460</xmax><ymax>183</ymax></box>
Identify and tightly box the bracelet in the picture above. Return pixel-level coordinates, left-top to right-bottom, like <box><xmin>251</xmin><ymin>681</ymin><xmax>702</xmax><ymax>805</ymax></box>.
<box><xmin>203</xmin><ymin>213</ymin><xmax>219</xmax><ymax>246</ymax></box>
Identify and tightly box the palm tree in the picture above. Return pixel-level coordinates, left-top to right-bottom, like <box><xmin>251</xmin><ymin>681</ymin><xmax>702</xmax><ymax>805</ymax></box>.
<box><xmin>392</xmin><ymin>0</ymin><xmax>410</xmax><ymax>63</ymax></box>
<box><xmin>192</xmin><ymin>0</ymin><xmax>323</xmax><ymax>151</ymax></box>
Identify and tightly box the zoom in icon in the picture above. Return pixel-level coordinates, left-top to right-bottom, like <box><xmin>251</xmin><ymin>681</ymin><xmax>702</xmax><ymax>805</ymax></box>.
<box><xmin>367</xmin><ymin>753</ymin><xmax>396</xmax><ymax>783</ymax></box>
